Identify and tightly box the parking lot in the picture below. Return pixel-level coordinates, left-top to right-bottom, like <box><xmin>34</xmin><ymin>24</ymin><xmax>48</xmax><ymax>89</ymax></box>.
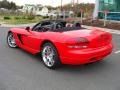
<box><xmin>0</xmin><ymin>27</ymin><xmax>120</xmax><ymax>90</ymax></box>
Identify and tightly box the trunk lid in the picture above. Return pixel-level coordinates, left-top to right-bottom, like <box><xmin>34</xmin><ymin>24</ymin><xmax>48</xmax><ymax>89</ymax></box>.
<box><xmin>62</xmin><ymin>28</ymin><xmax>112</xmax><ymax>48</ymax></box>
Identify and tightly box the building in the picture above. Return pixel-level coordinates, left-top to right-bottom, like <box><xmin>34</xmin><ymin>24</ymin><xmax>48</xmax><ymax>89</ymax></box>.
<box><xmin>48</xmin><ymin>9</ymin><xmax>74</xmax><ymax>19</ymax></box>
<box><xmin>22</xmin><ymin>4</ymin><xmax>37</xmax><ymax>14</ymax></box>
<box><xmin>22</xmin><ymin>4</ymin><xmax>49</xmax><ymax>16</ymax></box>
<box><xmin>93</xmin><ymin>0</ymin><xmax>120</xmax><ymax>21</ymax></box>
<box><xmin>36</xmin><ymin>7</ymin><xmax>49</xmax><ymax>16</ymax></box>
<box><xmin>58</xmin><ymin>11</ymin><xmax>74</xmax><ymax>19</ymax></box>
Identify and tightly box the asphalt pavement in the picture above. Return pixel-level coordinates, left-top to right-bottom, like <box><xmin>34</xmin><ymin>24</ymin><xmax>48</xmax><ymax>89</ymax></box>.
<box><xmin>0</xmin><ymin>27</ymin><xmax>120</xmax><ymax>90</ymax></box>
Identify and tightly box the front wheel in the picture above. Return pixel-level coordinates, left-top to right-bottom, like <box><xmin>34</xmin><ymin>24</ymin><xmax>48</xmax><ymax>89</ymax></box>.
<box><xmin>41</xmin><ymin>43</ymin><xmax>61</xmax><ymax>69</ymax></box>
<box><xmin>7</xmin><ymin>32</ymin><xmax>17</xmax><ymax>48</ymax></box>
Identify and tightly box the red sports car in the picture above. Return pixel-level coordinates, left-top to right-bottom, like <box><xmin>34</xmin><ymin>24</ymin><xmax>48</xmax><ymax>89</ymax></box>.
<box><xmin>7</xmin><ymin>20</ymin><xmax>113</xmax><ymax>69</ymax></box>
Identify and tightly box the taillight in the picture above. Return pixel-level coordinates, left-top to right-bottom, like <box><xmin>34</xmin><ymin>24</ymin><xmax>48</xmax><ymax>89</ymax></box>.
<box><xmin>66</xmin><ymin>38</ymin><xmax>89</xmax><ymax>49</ymax></box>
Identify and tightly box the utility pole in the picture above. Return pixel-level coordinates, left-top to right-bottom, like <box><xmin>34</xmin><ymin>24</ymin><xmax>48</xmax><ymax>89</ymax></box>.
<box><xmin>77</xmin><ymin>0</ymin><xmax>79</xmax><ymax>3</ymax></box>
<box><xmin>61</xmin><ymin>0</ymin><xmax>63</xmax><ymax>12</ymax></box>
<box><xmin>72</xmin><ymin>0</ymin><xmax>75</xmax><ymax>18</ymax></box>
<box><xmin>77</xmin><ymin>0</ymin><xmax>79</xmax><ymax>17</ymax></box>
<box><xmin>73</xmin><ymin>0</ymin><xmax>75</xmax><ymax>11</ymax></box>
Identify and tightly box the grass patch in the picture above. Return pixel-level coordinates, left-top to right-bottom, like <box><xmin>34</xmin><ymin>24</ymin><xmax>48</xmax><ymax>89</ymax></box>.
<box><xmin>0</xmin><ymin>15</ymin><xmax>46</xmax><ymax>24</ymax></box>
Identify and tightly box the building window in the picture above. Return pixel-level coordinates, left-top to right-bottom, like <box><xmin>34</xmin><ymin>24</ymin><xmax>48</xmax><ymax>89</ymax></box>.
<box><xmin>98</xmin><ymin>0</ymin><xmax>120</xmax><ymax>21</ymax></box>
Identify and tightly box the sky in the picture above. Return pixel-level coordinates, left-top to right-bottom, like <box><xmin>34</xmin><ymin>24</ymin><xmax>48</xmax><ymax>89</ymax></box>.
<box><xmin>7</xmin><ymin>0</ymin><xmax>95</xmax><ymax>7</ymax></box>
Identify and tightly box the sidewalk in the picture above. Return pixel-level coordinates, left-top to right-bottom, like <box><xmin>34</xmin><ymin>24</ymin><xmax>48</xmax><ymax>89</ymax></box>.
<box><xmin>0</xmin><ymin>23</ymin><xmax>120</xmax><ymax>34</ymax></box>
<box><xmin>0</xmin><ymin>23</ymin><xmax>36</xmax><ymax>28</ymax></box>
<box><xmin>83</xmin><ymin>25</ymin><xmax>120</xmax><ymax>35</ymax></box>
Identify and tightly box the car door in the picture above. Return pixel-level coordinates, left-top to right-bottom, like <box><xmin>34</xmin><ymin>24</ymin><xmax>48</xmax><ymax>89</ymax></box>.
<box><xmin>20</xmin><ymin>21</ymin><xmax>52</xmax><ymax>54</ymax></box>
<box><xmin>21</xmin><ymin>31</ymin><xmax>41</xmax><ymax>53</ymax></box>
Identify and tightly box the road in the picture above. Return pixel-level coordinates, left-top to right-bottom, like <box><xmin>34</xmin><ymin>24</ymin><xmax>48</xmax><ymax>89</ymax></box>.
<box><xmin>0</xmin><ymin>27</ymin><xmax>120</xmax><ymax>90</ymax></box>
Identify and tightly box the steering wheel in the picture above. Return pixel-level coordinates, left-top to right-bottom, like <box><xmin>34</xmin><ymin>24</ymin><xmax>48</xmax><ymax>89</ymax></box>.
<box><xmin>56</xmin><ymin>23</ymin><xmax>63</xmax><ymax>29</ymax></box>
<box><xmin>41</xmin><ymin>26</ymin><xmax>51</xmax><ymax>32</ymax></box>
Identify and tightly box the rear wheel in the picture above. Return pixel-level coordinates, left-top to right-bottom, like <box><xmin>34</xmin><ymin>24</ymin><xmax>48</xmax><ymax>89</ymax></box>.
<box><xmin>41</xmin><ymin>43</ymin><xmax>61</xmax><ymax>69</ymax></box>
<box><xmin>7</xmin><ymin>32</ymin><xmax>17</xmax><ymax>48</ymax></box>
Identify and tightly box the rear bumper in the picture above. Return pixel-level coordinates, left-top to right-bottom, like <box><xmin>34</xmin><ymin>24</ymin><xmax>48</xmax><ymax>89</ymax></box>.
<box><xmin>60</xmin><ymin>43</ymin><xmax>113</xmax><ymax>65</ymax></box>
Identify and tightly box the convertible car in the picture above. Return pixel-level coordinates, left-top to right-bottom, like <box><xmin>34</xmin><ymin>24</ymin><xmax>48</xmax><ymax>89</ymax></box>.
<box><xmin>7</xmin><ymin>20</ymin><xmax>113</xmax><ymax>69</ymax></box>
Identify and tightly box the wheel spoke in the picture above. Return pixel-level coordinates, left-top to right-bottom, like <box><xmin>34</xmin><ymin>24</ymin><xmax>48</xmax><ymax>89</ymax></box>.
<box><xmin>42</xmin><ymin>46</ymin><xmax>55</xmax><ymax>67</ymax></box>
<box><xmin>7</xmin><ymin>34</ymin><xmax>17</xmax><ymax>48</ymax></box>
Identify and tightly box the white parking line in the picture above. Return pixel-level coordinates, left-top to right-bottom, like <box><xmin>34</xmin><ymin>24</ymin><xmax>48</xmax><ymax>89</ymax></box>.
<box><xmin>115</xmin><ymin>50</ymin><xmax>120</xmax><ymax>54</ymax></box>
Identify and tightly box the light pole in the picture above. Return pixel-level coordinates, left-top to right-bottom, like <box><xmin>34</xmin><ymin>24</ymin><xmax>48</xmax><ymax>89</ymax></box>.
<box><xmin>104</xmin><ymin>10</ymin><xmax>109</xmax><ymax>26</ymax></box>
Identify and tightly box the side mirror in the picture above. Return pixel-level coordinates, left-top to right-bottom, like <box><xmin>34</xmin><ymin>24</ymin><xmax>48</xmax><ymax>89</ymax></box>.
<box><xmin>25</xmin><ymin>27</ymin><xmax>30</xmax><ymax>31</ymax></box>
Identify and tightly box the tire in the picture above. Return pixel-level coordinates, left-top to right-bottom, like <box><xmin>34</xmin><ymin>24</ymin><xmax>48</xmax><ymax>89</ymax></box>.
<box><xmin>7</xmin><ymin>32</ymin><xmax>17</xmax><ymax>48</ymax></box>
<box><xmin>41</xmin><ymin>43</ymin><xmax>61</xmax><ymax>69</ymax></box>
